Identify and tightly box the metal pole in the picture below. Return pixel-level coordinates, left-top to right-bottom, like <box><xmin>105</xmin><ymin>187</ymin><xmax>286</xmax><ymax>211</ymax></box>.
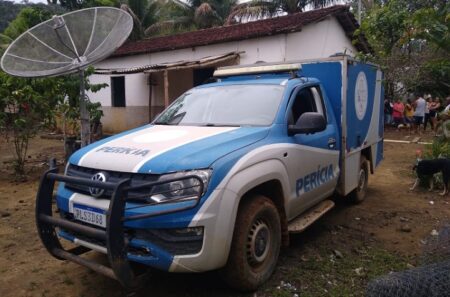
<box><xmin>358</xmin><ymin>0</ymin><xmax>362</xmax><ymax>24</ymax></box>
<box><xmin>79</xmin><ymin>70</ymin><xmax>90</xmax><ymax>147</ymax></box>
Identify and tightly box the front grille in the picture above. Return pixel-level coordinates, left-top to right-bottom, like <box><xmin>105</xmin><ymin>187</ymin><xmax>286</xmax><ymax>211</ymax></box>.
<box><xmin>60</xmin><ymin>211</ymin><xmax>202</xmax><ymax>256</ymax></box>
<box><xmin>65</xmin><ymin>164</ymin><xmax>160</xmax><ymax>200</ymax></box>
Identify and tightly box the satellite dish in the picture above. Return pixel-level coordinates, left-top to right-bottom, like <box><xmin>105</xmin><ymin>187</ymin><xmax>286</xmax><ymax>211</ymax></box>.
<box><xmin>1</xmin><ymin>7</ymin><xmax>133</xmax><ymax>77</ymax></box>
<box><xmin>0</xmin><ymin>7</ymin><xmax>133</xmax><ymax>147</ymax></box>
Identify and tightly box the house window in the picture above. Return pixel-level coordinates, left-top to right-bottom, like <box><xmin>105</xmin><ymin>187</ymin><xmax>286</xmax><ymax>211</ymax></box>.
<box><xmin>111</xmin><ymin>76</ymin><xmax>126</xmax><ymax>107</ymax></box>
<box><xmin>289</xmin><ymin>86</ymin><xmax>326</xmax><ymax>125</ymax></box>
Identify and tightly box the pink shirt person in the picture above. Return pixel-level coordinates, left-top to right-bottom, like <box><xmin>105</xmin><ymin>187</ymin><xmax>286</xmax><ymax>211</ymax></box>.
<box><xmin>392</xmin><ymin>101</ymin><xmax>405</xmax><ymax>119</ymax></box>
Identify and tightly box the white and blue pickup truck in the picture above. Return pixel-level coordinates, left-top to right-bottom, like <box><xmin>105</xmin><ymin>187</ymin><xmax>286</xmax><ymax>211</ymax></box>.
<box><xmin>36</xmin><ymin>56</ymin><xmax>383</xmax><ymax>291</ymax></box>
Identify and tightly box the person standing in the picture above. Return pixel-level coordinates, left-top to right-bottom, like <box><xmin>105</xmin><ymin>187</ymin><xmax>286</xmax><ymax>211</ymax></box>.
<box><xmin>392</xmin><ymin>98</ymin><xmax>405</xmax><ymax>128</ymax></box>
<box><xmin>423</xmin><ymin>95</ymin><xmax>433</xmax><ymax>131</ymax></box>
<box><xmin>430</xmin><ymin>96</ymin><xmax>441</xmax><ymax>135</ymax></box>
<box><xmin>443</xmin><ymin>96</ymin><xmax>450</xmax><ymax>118</ymax></box>
<box><xmin>384</xmin><ymin>98</ymin><xmax>393</xmax><ymax>127</ymax></box>
<box><xmin>435</xmin><ymin>96</ymin><xmax>450</xmax><ymax>136</ymax></box>
<box><xmin>413</xmin><ymin>94</ymin><xmax>426</xmax><ymax>134</ymax></box>
<box><xmin>405</xmin><ymin>99</ymin><xmax>414</xmax><ymax>128</ymax></box>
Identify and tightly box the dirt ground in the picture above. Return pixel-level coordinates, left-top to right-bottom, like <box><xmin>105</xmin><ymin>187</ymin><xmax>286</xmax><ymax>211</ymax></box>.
<box><xmin>0</xmin><ymin>130</ymin><xmax>449</xmax><ymax>297</ymax></box>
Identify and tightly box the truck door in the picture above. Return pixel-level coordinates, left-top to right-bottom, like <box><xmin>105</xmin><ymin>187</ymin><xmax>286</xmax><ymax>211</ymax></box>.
<box><xmin>286</xmin><ymin>85</ymin><xmax>340</xmax><ymax>218</ymax></box>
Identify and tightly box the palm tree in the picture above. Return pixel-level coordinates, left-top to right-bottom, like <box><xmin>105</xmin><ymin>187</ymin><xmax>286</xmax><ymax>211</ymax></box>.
<box><xmin>226</xmin><ymin>0</ymin><xmax>340</xmax><ymax>24</ymax></box>
<box><xmin>120</xmin><ymin>0</ymin><xmax>167</xmax><ymax>40</ymax></box>
<box><xmin>144</xmin><ymin>0</ymin><xmax>238</xmax><ymax>36</ymax></box>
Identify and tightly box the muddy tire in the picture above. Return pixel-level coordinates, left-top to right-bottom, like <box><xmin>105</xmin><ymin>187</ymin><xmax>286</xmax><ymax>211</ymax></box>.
<box><xmin>349</xmin><ymin>155</ymin><xmax>369</xmax><ymax>204</ymax></box>
<box><xmin>221</xmin><ymin>195</ymin><xmax>281</xmax><ymax>292</ymax></box>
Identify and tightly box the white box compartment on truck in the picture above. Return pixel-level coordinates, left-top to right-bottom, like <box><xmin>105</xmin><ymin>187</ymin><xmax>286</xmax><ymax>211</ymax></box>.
<box><xmin>300</xmin><ymin>57</ymin><xmax>384</xmax><ymax>196</ymax></box>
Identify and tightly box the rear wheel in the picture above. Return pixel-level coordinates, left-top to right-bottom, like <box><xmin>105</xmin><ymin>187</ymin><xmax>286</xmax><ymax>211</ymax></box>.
<box><xmin>221</xmin><ymin>195</ymin><xmax>281</xmax><ymax>291</ymax></box>
<box><xmin>349</xmin><ymin>155</ymin><xmax>369</xmax><ymax>203</ymax></box>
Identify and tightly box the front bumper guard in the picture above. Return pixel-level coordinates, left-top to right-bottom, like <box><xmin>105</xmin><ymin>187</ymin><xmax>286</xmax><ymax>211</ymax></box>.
<box><xmin>35</xmin><ymin>167</ymin><xmax>203</xmax><ymax>288</ymax></box>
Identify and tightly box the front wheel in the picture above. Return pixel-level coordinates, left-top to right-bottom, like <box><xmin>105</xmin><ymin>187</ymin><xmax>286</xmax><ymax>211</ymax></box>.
<box><xmin>221</xmin><ymin>195</ymin><xmax>281</xmax><ymax>292</ymax></box>
<box><xmin>349</xmin><ymin>155</ymin><xmax>369</xmax><ymax>203</ymax></box>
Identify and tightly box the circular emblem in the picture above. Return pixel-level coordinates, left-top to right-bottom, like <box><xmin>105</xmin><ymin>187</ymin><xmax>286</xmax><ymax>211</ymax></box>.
<box><xmin>355</xmin><ymin>72</ymin><xmax>368</xmax><ymax>120</ymax></box>
<box><xmin>89</xmin><ymin>172</ymin><xmax>107</xmax><ymax>198</ymax></box>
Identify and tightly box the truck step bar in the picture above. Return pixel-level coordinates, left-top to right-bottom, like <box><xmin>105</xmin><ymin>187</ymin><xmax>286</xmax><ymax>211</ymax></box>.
<box><xmin>288</xmin><ymin>200</ymin><xmax>335</xmax><ymax>233</ymax></box>
<box><xmin>35</xmin><ymin>167</ymin><xmax>203</xmax><ymax>288</ymax></box>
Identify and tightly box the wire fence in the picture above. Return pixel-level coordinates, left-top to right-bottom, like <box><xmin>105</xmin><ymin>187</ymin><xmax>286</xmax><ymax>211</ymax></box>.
<box><xmin>366</xmin><ymin>224</ymin><xmax>450</xmax><ymax>297</ymax></box>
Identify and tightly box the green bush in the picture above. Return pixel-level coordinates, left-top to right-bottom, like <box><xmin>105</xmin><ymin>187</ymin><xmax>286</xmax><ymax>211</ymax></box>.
<box><xmin>424</xmin><ymin>137</ymin><xmax>450</xmax><ymax>159</ymax></box>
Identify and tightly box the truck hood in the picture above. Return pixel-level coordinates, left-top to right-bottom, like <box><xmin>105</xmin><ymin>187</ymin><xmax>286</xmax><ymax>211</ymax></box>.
<box><xmin>69</xmin><ymin>125</ymin><xmax>270</xmax><ymax>173</ymax></box>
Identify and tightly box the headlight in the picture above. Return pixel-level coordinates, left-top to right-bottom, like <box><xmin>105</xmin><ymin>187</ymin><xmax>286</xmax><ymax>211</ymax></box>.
<box><xmin>148</xmin><ymin>169</ymin><xmax>212</xmax><ymax>204</ymax></box>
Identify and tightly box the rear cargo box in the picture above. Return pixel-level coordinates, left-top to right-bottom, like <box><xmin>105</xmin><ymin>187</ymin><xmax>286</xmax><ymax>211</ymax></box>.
<box><xmin>301</xmin><ymin>56</ymin><xmax>384</xmax><ymax>195</ymax></box>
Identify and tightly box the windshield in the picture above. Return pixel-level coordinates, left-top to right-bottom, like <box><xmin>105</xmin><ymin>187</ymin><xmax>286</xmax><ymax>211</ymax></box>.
<box><xmin>154</xmin><ymin>84</ymin><xmax>285</xmax><ymax>126</ymax></box>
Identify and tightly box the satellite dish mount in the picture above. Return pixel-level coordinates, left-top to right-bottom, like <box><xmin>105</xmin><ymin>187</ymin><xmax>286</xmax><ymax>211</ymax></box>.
<box><xmin>51</xmin><ymin>15</ymin><xmax>90</xmax><ymax>147</ymax></box>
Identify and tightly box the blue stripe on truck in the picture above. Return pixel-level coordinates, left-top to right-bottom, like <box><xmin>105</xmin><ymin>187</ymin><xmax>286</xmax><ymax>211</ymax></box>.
<box><xmin>137</xmin><ymin>127</ymin><xmax>270</xmax><ymax>174</ymax></box>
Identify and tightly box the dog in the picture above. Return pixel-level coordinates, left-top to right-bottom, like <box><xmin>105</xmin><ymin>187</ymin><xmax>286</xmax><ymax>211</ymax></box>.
<box><xmin>410</xmin><ymin>158</ymin><xmax>450</xmax><ymax>195</ymax></box>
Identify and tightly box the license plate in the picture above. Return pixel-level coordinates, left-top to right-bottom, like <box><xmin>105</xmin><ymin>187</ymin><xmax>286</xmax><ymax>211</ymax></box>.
<box><xmin>73</xmin><ymin>203</ymin><xmax>106</xmax><ymax>228</ymax></box>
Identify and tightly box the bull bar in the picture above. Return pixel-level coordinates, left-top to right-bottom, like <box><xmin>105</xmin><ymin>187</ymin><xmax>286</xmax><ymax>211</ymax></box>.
<box><xmin>35</xmin><ymin>166</ymin><xmax>203</xmax><ymax>288</ymax></box>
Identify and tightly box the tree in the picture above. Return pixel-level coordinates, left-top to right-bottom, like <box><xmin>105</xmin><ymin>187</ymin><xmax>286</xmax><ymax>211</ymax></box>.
<box><xmin>410</xmin><ymin>5</ymin><xmax>450</xmax><ymax>53</ymax></box>
<box><xmin>0</xmin><ymin>6</ymin><xmax>107</xmax><ymax>178</ymax></box>
<box><xmin>46</xmin><ymin>0</ymin><xmax>118</xmax><ymax>10</ymax></box>
<box><xmin>2</xmin><ymin>4</ymin><xmax>65</xmax><ymax>40</ymax></box>
<box><xmin>120</xmin><ymin>0</ymin><xmax>167</xmax><ymax>40</ymax></box>
<box><xmin>0</xmin><ymin>0</ymin><xmax>22</xmax><ymax>33</ymax></box>
<box><xmin>409</xmin><ymin>4</ymin><xmax>450</xmax><ymax>92</ymax></box>
<box><xmin>226</xmin><ymin>0</ymin><xmax>340</xmax><ymax>24</ymax></box>
<box><xmin>358</xmin><ymin>0</ymin><xmax>449</xmax><ymax>98</ymax></box>
<box><xmin>0</xmin><ymin>68</ymin><xmax>106</xmax><ymax>178</ymax></box>
<box><xmin>140</xmin><ymin>0</ymin><xmax>238</xmax><ymax>36</ymax></box>
<box><xmin>0</xmin><ymin>73</ymin><xmax>65</xmax><ymax>179</ymax></box>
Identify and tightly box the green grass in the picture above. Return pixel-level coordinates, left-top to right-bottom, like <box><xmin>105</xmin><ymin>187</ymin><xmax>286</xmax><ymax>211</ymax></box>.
<box><xmin>263</xmin><ymin>247</ymin><xmax>410</xmax><ymax>297</ymax></box>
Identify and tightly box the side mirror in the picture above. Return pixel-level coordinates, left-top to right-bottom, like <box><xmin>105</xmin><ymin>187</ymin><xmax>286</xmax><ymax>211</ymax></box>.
<box><xmin>288</xmin><ymin>112</ymin><xmax>326</xmax><ymax>135</ymax></box>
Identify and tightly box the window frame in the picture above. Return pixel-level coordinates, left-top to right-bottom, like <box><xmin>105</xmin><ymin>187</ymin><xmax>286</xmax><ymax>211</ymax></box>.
<box><xmin>111</xmin><ymin>76</ymin><xmax>126</xmax><ymax>107</ymax></box>
<box><xmin>287</xmin><ymin>84</ymin><xmax>327</xmax><ymax>125</ymax></box>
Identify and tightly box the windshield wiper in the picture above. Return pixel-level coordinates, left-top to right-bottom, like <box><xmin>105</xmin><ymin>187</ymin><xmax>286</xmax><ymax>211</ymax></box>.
<box><xmin>204</xmin><ymin>123</ymin><xmax>241</xmax><ymax>127</ymax></box>
<box><xmin>154</xmin><ymin>122</ymin><xmax>174</xmax><ymax>125</ymax></box>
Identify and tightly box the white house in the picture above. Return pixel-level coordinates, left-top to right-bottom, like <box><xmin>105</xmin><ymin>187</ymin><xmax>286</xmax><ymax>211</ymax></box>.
<box><xmin>89</xmin><ymin>5</ymin><xmax>370</xmax><ymax>133</ymax></box>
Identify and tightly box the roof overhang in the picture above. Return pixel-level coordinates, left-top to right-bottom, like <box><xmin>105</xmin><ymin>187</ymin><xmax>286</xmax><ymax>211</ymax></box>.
<box><xmin>94</xmin><ymin>51</ymin><xmax>242</xmax><ymax>75</ymax></box>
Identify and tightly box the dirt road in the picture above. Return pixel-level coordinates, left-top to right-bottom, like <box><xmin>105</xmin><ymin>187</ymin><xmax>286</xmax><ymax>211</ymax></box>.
<box><xmin>1</xmin><ymin>131</ymin><xmax>449</xmax><ymax>297</ymax></box>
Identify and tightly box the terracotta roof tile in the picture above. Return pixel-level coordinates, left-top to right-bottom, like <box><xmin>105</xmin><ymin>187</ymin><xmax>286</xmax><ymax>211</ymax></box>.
<box><xmin>114</xmin><ymin>5</ymin><xmax>370</xmax><ymax>57</ymax></box>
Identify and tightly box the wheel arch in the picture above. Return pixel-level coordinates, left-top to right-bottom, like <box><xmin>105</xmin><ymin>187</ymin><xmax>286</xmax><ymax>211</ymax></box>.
<box><xmin>361</xmin><ymin>146</ymin><xmax>373</xmax><ymax>174</ymax></box>
<box><xmin>240</xmin><ymin>179</ymin><xmax>289</xmax><ymax>246</ymax></box>
<box><xmin>223</xmin><ymin>159</ymin><xmax>290</xmax><ymax>248</ymax></box>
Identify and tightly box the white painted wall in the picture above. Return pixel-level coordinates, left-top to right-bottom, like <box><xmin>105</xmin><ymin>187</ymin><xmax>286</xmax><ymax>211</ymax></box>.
<box><xmin>89</xmin><ymin>16</ymin><xmax>357</xmax><ymax>132</ymax></box>
<box><xmin>89</xmin><ymin>72</ymin><xmax>149</xmax><ymax>106</ymax></box>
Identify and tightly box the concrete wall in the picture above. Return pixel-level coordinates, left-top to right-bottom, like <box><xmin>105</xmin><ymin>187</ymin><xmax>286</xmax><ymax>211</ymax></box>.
<box><xmin>101</xmin><ymin>106</ymin><xmax>149</xmax><ymax>133</ymax></box>
<box><xmin>89</xmin><ymin>72</ymin><xmax>150</xmax><ymax>133</ymax></box>
<box><xmin>89</xmin><ymin>17</ymin><xmax>357</xmax><ymax>133</ymax></box>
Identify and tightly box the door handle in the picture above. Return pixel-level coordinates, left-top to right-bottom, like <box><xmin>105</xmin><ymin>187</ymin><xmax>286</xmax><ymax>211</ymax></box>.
<box><xmin>328</xmin><ymin>138</ymin><xmax>337</xmax><ymax>149</ymax></box>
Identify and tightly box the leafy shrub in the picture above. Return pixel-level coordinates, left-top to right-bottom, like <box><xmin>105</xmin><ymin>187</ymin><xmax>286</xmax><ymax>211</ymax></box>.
<box><xmin>424</xmin><ymin>137</ymin><xmax>450</xmax><ymax>159</ymax></box>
